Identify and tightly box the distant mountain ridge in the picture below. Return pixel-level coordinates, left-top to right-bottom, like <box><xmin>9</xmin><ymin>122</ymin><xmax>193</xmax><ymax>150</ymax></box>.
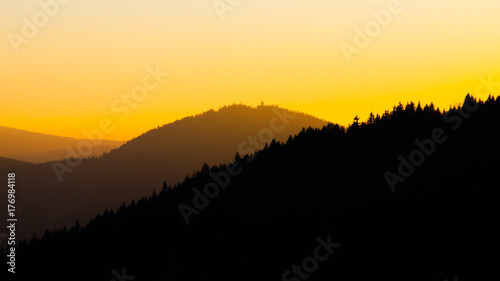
<box><xmin>0</xmin><ymin>104</ymin><xmax>328</xmax><ymax>239</ymax></box>
<box><xmin>0</xmin><ymin>126</ymin><xmax>125</xmax><ymax>163</ymax></box>
<box><xmin>0</xmin><ymin>156</ymin><xmax>32</xmax><ymax>169</ymax></box>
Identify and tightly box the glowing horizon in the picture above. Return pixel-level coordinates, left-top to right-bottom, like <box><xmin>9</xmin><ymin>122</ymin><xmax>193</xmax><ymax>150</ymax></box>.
<box><xmin>1</xmin><ymin>0</ymin><xmax>499</xmax><ymax>140</ymax></box>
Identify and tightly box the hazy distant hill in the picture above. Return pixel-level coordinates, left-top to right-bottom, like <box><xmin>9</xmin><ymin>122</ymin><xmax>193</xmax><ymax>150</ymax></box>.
<box><xmin>0</xmin><ymin>126</ymin><xmax>125</xmax><ymax>163</ymax></box>
<box><xmin>0</xmin><ymin>104</ymin><xmax>328</xmax><ymax>239</ymax></box>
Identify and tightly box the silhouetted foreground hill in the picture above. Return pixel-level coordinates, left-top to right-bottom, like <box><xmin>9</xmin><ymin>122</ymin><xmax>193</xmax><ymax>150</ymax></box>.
<box><xmin>0</xmin><ymin>104</ymin><xmax>327</xmax><ymax>239</ymax></box>
<box><xmin>0</xmin><ymin>126</ymin><xmax>124</xmax><ymax>163</ymax></box>
<box><xmin>3</xmin><ymin>95</ymin><xmax>499</xmax><ymax>281</ymax></box>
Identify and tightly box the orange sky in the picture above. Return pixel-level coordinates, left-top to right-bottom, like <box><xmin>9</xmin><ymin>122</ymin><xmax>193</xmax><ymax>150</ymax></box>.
<box><xmin>1</xmin><ymin>0</ymin><xmax>499</xmax><ymax>140</ymax></box>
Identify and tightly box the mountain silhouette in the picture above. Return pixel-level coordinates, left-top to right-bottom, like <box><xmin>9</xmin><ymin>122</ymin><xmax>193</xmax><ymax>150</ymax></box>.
<box><xmin>0</xmin><ymin>126</ymin><xmax>125</xmax><ymax>163</ymax></box>
<box><xmin>0</xmin><ymin>156</ymin><xmax>31</xmax><ymax>169</ymax></box>
<box><xmin>0</xmin><ymin>104</ymin><xmax>327</xmax><ymax>239</ymax></box>
<box><xmin>4</xmin><ymin>95</ymin><xmax>499</xmax><ymax>281</ymax></box>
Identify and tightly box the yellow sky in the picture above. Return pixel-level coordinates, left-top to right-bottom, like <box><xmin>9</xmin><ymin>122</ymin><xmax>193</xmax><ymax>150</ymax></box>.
<box><xmin>1</xmin><ymin>0</ymin><xmax>499</xmax><ymax>140</ymax></box>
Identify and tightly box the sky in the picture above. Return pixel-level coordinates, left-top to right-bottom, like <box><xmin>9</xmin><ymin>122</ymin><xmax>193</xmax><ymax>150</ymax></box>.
<box><xmin>1</xmin><ymin>0</ymin><xmax>499</xmax><ymax>140</ymax></box>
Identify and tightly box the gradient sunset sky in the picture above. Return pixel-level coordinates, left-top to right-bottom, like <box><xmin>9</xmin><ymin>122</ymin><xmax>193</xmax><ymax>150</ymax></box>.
<box><xmin>1</xmin><ymin>0</ymin><xmax>499</xmax><ymax>140</ymax></box>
